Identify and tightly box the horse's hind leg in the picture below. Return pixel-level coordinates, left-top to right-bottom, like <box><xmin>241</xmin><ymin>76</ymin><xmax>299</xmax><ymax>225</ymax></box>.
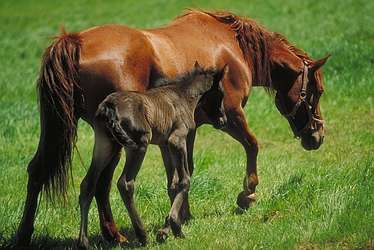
<box><xmin>94</xmin><ymin>146</ymin><xmax>128</xmax><ymax>245</ymax></box>
<box><xmin>78</xmin><ymin>133</ymin><xmax>121</xmax><ymax>249</ymax></box>
<box><xmin>117</xmin><ymin>148</ymin><xmax>149</xmax><ymax>246</ymax></box>
<box><xmin>14</xmin><ymin>156</ymin><xmax>43</xmax><ymax>248</ymax></box>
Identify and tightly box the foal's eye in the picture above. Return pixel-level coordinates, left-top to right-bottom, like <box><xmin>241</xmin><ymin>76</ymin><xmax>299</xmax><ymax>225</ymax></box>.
<box><xmin>317</xmin><ymin>90</ymin><xmax>324</xmax><ymax>97</ymax></box>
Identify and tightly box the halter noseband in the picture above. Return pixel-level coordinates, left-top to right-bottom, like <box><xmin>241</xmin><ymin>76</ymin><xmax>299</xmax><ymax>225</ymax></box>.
<box><xmin>282</xmin><ymin>62</ymin><xmax>324</xmax><ymax>138</ymax></box>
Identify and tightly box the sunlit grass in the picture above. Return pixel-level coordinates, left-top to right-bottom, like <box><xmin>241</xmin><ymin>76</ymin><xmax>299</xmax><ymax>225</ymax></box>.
<box><xmin>1</xmin><ymin>0</ymin><xmax>373</xmax><ymax>249</ymax></box>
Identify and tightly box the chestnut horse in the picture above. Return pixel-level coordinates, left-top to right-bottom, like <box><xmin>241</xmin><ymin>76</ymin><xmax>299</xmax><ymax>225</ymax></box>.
<box><xmin>78</xmin><ymin>63</ymin><xmax>227</xmax><ymax>248</ymax></box>
<box><xmin>15</xmin><ymin>9</ymin><xmax>329</xmax><ymax>248</ymax></box>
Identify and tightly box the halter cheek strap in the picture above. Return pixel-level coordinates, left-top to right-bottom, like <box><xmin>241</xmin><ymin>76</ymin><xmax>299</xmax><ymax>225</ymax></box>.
<box><xmin>282</xmin><ymin>62</ymin><xmax>325</xmax><ymax>138</ymax></box>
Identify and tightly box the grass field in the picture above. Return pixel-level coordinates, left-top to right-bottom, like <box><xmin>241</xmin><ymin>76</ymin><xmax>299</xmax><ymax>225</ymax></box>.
<box><xmin>1</xmin><ymin>0</ymin><xmax>373</xmax><ymax>249</ymax></box>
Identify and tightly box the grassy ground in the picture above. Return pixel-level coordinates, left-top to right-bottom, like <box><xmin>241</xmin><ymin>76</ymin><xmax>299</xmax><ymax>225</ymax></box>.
<box><xmin>1</xmin><ymin>0</ymin><xmax>373</xmax><ymax>249</ymax></box>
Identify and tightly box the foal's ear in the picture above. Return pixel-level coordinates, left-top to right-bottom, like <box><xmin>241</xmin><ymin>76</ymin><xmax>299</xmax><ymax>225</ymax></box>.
<box><xmin>214</xmin><ymin>64</ymin><xmax>229</xmax><ymax>82</ymax></box>
<box><xmin>309</xmin><ymin>54</ymin><xmax>331</xmax><ymax>72</ymax></box>
<box><xmin>213</xmin><ymin>64</ymin><xmax>228</xmax><ymax>93</ymax></box>
<box><xmin>194</xmin><ymin>61</ymin><xmax>203</xmax><ymax>70</ymax></box>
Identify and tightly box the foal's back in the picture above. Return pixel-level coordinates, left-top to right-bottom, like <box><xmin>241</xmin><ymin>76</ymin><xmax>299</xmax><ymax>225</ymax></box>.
<box><xmin>99</xmin><ymin>87</ymin><xmax>195</xmax><ymax>146</ymax></box>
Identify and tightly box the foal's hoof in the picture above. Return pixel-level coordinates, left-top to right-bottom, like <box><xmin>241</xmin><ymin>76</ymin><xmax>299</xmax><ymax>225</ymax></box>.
<box><xmin>139</xmin><ymin>236</ymin><xmax>150</xmax><ymax>246</ymax></box>
<box><xmin>77</xmin><ymin>238</ymin><xmax>89</xmax><ymax>250</ymax></box>
<box><xmin>180</xmin><ymin>209</ymin><xmax>194</xmax><ymax>224</ymax></box>
<box><xmin>156</xmin><ymin>230</ymin><xmax>169</xmax><ymax>243</ymax></box>
<box><xmin>237</xmin><ymin>191</ymin><xmax>256</xmax><ymax>210</ymax></box>
<box><xmin>10</xmin><ymin>243</ymin><xmax>31</xmax><ymax>250</ymax></box>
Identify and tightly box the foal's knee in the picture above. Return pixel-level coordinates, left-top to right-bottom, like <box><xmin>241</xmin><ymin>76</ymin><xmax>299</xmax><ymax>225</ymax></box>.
<box><xmin>117</xmin><ymin>178</ymin><xmax>135</xmax><ymax>198</ymax></box>
<box><xmin>180</xmin><ymin>176</ymin><xmax>191</xmax><ymax>193</ymax></box>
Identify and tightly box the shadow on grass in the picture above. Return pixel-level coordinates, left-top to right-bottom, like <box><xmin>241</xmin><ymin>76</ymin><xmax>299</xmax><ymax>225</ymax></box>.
<box><xmin>0</xmin><ymin>227</ymin><xmax>145</xmax><ymax>250</ymax></box>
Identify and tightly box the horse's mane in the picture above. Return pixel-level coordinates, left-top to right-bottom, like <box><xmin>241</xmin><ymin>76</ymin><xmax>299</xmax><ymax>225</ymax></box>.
<box><xmin>272</xmin><ymin>32</ymin><xmax>312</xmax><ymax>63</ymax></box>
<box><xmin>272</xmin><ymin>31</ymin><xmax>324</xmax><ymax>89</ymax></box>
<box><xmin>179</xmin><ymin>9</ymin><xmax>274</xmax><ymax>89</ymax></box>
<box><xmin>179</xmin><ymin>9</ymin><xmax>318</xmax><ymax>92</ymax></box>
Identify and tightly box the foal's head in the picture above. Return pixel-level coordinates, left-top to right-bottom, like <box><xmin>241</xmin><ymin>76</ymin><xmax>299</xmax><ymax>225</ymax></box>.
<box><xmin>198</xmin><ymin>64</ymin><xmax>228</xmax><ymax>129</ymax></box>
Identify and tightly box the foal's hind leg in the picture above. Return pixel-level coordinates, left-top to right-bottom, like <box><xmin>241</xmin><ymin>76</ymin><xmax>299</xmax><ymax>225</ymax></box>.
<box><xmin>117</xmin><ymin>148</ymin><xmax>149</xmax><ymax>246</ymax></box>
<box><xmin>94</xmin><ymin>146</ymin><xmax>128</xmax><ymax>245</ymax></box>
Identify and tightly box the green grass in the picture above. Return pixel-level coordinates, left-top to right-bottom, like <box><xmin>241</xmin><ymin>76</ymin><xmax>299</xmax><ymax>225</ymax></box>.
<box><xmin>1</xmin><ymin>0</ymin><xmax>374</xmax><ymax>249</ymax></box>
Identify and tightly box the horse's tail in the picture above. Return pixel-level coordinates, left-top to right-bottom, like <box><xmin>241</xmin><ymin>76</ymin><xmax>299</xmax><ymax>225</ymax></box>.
<box><xmin>96</xmin><ymin>102</ymin><xmax>137</xmax><ymax>149</ymax></box>
<box><xmin>32</xmin><ymin>26</ymin><xmax>82</xmax><ymax>201</ymax></box>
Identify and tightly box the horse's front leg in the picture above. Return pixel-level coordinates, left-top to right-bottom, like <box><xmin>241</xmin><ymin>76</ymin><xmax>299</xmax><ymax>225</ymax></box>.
<box><xmin>157</xmin><ymin>139</ymin><xmax>191</xmax><ymax>243</ymax></box>
<box><xmin>94</xmin><ymin>146</ymin><xmax>128</xmax><ymax>245</ymax></box>
<box><xmin>223</xmin><ymin>108</ymin><xmax>259</xmax><ymax>209</ymax></box>
<box><xmin>117</xmin><ymin>148</ymin><xmax>149</xmax><ymax>246</ymax></box>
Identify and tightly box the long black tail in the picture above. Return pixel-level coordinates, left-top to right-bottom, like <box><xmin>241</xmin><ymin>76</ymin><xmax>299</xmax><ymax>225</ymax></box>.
<box><xmin>30</xmin><ymin>27</ymin><xmax>81</xmax><ymax>201</ymax></box>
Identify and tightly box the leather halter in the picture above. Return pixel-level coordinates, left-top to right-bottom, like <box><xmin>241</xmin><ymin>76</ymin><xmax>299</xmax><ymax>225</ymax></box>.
<box><xmin>282</xmin><ymin>62</ymin><xmax>324</xmax><ymax>138</ymax></box>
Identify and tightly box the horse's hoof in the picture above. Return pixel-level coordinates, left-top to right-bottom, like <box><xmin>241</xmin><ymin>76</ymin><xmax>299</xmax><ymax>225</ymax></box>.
<box><xmin>156</xmin><ymin>230</ymin><xmax>169</xmax><ymax>243</ymax></box>
<box><xmin>237</xmin><ymin>191</ymin><xmax>256</xmax><ymax>210</ymax></box>
<box><xmin>117</xmin><ymin>234</ymin><xmax>129</xmax><ymax>245</ymax></box>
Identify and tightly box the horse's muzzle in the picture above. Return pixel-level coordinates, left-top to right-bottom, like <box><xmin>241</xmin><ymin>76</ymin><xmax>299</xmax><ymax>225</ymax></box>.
<box><xmin>301</xmin><ymin>130</ymin><xmax>324</xmax><ymax>150</ymax></box>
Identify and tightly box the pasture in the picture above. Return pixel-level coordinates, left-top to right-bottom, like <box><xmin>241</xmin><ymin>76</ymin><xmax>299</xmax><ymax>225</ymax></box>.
<box><xmin>1</xmin><ymin>0</ymin><xmax>373</xmax><ymax>249</ymax></box>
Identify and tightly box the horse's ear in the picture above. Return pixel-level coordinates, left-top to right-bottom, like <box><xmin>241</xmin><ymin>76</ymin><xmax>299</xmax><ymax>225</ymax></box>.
<box><xmin>309</xmin><ymin>54</ymin><xmax>331</xmax><ymax>72</ymax></box>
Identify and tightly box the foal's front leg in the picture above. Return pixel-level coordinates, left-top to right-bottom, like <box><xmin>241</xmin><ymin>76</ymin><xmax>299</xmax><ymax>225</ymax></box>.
<box><xmin>159</xmin><ymin>130</ymin><xmax>196</xmax><ymax>223</ymax></box>
<box><xmin>117</xmin><ymin>148</ymin><xmax>149</xmax><ymax>246</ymax></box>
<box><xmin>157</xmin><ymin>138</ymin><xmax>191</xmax><ymax>243</ymax></box>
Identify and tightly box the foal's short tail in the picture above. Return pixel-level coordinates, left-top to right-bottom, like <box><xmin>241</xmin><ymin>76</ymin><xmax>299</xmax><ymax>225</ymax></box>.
<box><xmin>97</xmin><ymin>102</ymin><xmax>137</xmax><ymax>149</ymax></box>
<box><xmin>31</xmin><ymin>27</ymin><xmax>81</xmax><ymax>201</ymax></box>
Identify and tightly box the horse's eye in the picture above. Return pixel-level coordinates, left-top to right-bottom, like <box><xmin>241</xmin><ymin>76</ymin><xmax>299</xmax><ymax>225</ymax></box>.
<box><xmin>318</xmin><ymin>90</ymin><xmax>324</xmax><ymax>97</ymax></box>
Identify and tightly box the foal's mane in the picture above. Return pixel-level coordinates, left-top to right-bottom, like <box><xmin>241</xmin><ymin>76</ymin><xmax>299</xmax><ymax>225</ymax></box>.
<box><xmin>154</xmin><ymin>64</ymin><xmax>217</xmax><ymax>88</ymax></box>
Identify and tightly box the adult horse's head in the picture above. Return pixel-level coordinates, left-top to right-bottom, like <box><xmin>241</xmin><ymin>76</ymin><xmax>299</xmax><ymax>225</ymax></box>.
<box><xmin>199</xmin><ymin>64</ymin><xmax>228</xmax><ymax>130</ymax></box>
<box><xmin>271</xmin><ymin>42</ymin><xmax>330</xmax><ymax>150</ymax></box>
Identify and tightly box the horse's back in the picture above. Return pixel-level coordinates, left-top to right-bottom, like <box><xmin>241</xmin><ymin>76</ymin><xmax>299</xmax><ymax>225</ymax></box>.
<box><xmin>142</xmin><ymin>11</ymin><xmax>243</xmax><ymax>73</ymax></box>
